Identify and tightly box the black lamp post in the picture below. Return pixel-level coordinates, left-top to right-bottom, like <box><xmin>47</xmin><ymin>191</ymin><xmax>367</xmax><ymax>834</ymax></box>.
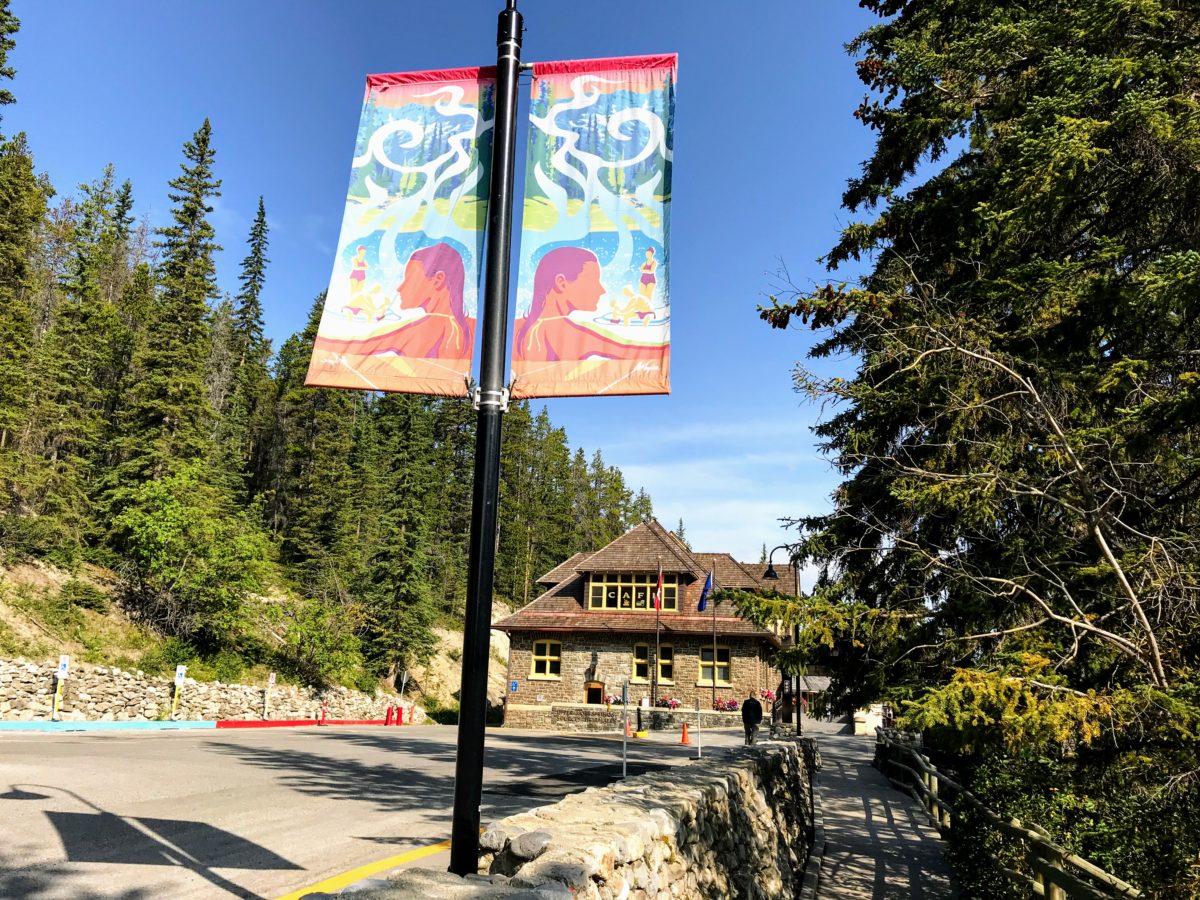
<box><xmin>762</xmin><ymin>544</ymin><xmax>802</xmax><ymax>732</ymax></box>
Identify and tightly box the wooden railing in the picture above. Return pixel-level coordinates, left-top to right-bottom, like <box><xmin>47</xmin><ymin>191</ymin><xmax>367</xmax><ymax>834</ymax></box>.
<box><xmin>874</xmin><ymin>728</ymin><xmax>1142</xmax><ymax>899</ymax></box>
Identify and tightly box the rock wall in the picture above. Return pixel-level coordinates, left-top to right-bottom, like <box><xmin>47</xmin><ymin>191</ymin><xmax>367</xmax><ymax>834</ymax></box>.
<box><xmin>0</xmin><ymin>657</ymin><xmax>425</xmax><ymax>724</ymax></box>
<box><xmin>505</xmin><ymin>632</ymin><xmax>777</xmax><ymax>711</ymax></box>
<box><xmin>505</xmin><ymin>701</ymin><xmax>746</xmax><ymax>733</ymax></box>
<box><xmin>316</xmin><ymin>739</ymin><xmax>816</xmax><ymax>900</ymax></box>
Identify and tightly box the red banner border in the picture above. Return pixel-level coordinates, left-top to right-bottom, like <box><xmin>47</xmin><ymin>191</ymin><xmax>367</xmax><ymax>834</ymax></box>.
<box><xmin>367</xmin><ymin>67</ymin><xmax>497</xmax><ymax>90</ymax></box>
<box><xmin>531</xmin><ymin>54</ymin><xmax>678</xmax><ymax>77</ymax></box>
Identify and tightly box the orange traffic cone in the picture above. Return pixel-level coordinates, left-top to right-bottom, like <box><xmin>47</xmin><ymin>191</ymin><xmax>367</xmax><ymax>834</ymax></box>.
<box><xmin>680</xmin><ymin>721</ymin><xmax>691</xmax><ymax>745</ymax></box>
<box><xmin>625</xmin><ymin>718</ymin><xmax>633</xmax><ymax>738</ymax></box>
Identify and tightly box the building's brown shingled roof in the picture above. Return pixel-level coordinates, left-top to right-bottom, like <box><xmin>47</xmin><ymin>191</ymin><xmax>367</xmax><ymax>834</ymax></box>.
<box><xmin>578</xmin><ymin>520</ymin><xmax>707</xmax><ymax>579</ymax></box>
<box><xmin>494</xmin><ymin>519</ymin><xmax>783</xmax><ymax>646</ymax></box>
<box><xmin>536</xmin><ymin>551</ymin><xmax>593</xmax><ymax>587</ymax></box>
<box><xmin>693</xmin><ymin>553</ymin><xmax>763</xmax><ymax>590</ymax></box>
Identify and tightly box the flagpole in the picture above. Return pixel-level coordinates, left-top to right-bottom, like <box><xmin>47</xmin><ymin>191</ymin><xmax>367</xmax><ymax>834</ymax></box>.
<box><xmin>711</xmin><ymin>582</ymin><xmax>717</xmax><ymax>711</ymax></box>
<box><xmin>449</xmin><ymin>0</ymin><xmax>522</xmax><ymax>876</ymax></box>
<box><xmin>652</xmin><ymin>558</ymin><xmax>661</xmax><ymax>706</ymax></box>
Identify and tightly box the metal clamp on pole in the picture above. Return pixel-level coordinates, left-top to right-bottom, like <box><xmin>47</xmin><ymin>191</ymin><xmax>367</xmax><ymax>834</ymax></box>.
<box><xmin>471</xmin><ymin>386</ymin><xmax>510</xmax><ymax>412</ymax></box>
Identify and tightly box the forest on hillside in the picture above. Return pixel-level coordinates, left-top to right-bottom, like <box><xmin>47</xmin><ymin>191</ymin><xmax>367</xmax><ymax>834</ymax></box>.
<box><xmin>0</xmin><ymin>5</ymin><xmax>651</xmax><ymax>690</ymax></box>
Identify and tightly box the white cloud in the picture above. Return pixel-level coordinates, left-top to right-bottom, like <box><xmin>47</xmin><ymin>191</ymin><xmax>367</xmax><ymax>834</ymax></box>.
<box><xmin>614</xmin><ymin>446</ymin><xmax>838</xmax><ymax>563</ymax></box>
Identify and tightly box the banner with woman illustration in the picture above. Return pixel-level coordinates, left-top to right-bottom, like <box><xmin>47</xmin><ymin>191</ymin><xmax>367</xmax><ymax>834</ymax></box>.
<box><xmin>305</xmin><ymin>68</ymin><xmax>495</xmax><ymax>396</ymax></box>
<box><xmin>510</xmin><ymin>55</ymin><xmax>676</xmax><ymax>399</ymax></box>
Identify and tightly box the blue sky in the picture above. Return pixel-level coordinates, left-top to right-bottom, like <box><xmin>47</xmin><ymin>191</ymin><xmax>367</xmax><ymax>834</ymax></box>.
<box><xmin>6</xmin><ymin>1</ymin><xmax>878</xmax><ymax>567</ymax></box>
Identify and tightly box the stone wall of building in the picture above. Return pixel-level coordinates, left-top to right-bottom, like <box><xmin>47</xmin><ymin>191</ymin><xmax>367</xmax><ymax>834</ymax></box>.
<box><xmin>505</xmin><ymin>631</ymin><xmax>779</xmax><ymax>713</ymax></box>
<box><xmin>0</xmin><ymin>657</ymin><xmax>425</xmax><ymax>724</ymax></box>
<box><xmin>313</xmin><ymin>738</ymin><xmax>816</xmax><ymax>900</ymax></box>
<box><xmin>504</xmin><ymin>701</ymin><xmax>747</xmax><ymax>733</ymax></box>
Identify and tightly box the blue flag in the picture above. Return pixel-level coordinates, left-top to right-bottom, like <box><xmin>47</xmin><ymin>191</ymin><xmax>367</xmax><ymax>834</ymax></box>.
<box><xmin>697</xmin><ymin>570</ymin><xmax>713</xmax><ymax>612</ymax></box>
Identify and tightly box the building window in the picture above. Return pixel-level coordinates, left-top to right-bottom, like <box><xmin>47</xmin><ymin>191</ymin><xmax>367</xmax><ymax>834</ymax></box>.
<box><xmin>531</xmin><ymin>641</ymin><xmax>561</xmax><ymax>679</ymax></box>
<box><xmin>588</xmin><ymin>573</ymin><xmax>678</xmax><ymax>611</ymax></box>
<box><xmin>698</xmin><ymin>646</ymin><xmax>731</xmax><ymax>685</ymax></box>
<box><xmin>658</xmin><ymin>644</ymin><xmax>674</xmax><ymax>683</ymax></box>
<box><xmin>632</xmin><ymin>643</ymin><xmax>650</xmax><ymax>682</ymax></box>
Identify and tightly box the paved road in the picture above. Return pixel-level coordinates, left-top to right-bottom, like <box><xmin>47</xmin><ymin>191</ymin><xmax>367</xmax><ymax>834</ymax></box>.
<box><xmin>0</xmin><ymin>724</ymin><xmax>744</xmax><ymax>899</ymax></box>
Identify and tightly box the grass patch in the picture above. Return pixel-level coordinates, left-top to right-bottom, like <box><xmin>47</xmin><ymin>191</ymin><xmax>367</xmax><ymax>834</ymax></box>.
<box><xmin>0</xmin><ymin>617</ymin><xmax>49</xmax><ymax>658</ymax></box>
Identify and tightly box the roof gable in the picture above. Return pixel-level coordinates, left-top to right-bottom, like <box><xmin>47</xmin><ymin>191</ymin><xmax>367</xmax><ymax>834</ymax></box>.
<box><xmin>578</xmin><ymin>520</ymin><xmax>706</xmax><ymax>579</ymax></box>
<box><xmin>693</xmin><ymin>552</ymin><xmax>764</xmax><ymax>590</ymax></box>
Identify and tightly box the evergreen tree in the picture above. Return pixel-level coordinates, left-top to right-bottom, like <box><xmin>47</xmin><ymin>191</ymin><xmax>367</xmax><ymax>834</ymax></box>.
<box><xmin>0</xmin><ymin>133</ymin><xmax>50</xmax><ymax>510</ymax></box>
<box><xmin>108</xmin><ymin>120</ymin><xmax>221</xmax><ymax>498</ymax></box>
<box><xmin>568</xmin><ymin>446</ymin><xmax>599</xmax><ymax>550</ymax></box>
<box><xmin>631</xmin><ymin>488</ymin><xmax>654</xmax><ymax>524</ymax></box>
<box><xmin>234</xmin><ymin>196</ymin><xmax>268</xmax><ymax>349</ymax></box>
<box><xmin>672</xmin><ymin>517</ymin><xmax>688</xmax><ymax>549</ymax></box>
<box><xmin>0</xmin><ymin>0</ymin><xmax>18</xmax><ymax>111</ymax></box>
<box><xmin>359</xmin><ymin>393</ymin><xmax>438</xmax><ymax>677</ymax></box>
<box><xmin>265</xmin><ymin>295</ymin><xmax>359</xmax><ymax>584</ymax></box>
<box><xmin>426</xmin><ymin>396</ymin><xmax>475</xmax><ymax>616</ymax></box>
<box><xmin>16</xmin><ymin>166</ymin><xmax>131</xmax><ymax>551</ymax></box>
<box><xmin>213</xmin><ymin>197</ymin><xmax>271</xmax><ymax>496</ymax></box>
<box><xmin>753</xmin><ymin>2</ymin><xmax>1200</xmax><ymax>892</ymax></box>
<box><xmin>112</xmin><ymin>179</ymin><xmax>133</xmax><ymax>244</ymax></box>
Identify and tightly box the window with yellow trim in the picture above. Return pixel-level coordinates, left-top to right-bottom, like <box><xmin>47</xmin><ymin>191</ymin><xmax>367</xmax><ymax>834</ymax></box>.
<box><xmin>698</xmin><ymin>646</ymin><xmax>731</xmax><ymax>685</ymax></box>
<box><xmin>632</xmin><ymin>643</ymin><xmax>650</xmax><ymax>682</ymax></box>
<box><xmin>588</xmin><ymin>573</ymin><xmax>678</xmax><ymax>611</ymax></box>
<box><xmin>658</xmin><ymin>644</ymin><xmax>674</xmax><ymax>683</ymax></box>
<box><xmin>531</xmin><ymin>640</ymin><xmax>561</xmax><ymax>678</ymax></box>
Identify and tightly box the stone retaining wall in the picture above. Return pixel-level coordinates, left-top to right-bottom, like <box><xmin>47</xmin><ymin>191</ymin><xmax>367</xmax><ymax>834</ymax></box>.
<box><xmin>316</xmin><ymin>738</ymin><xmax>816</xmax><ymax>900</ymax></box>
<box><xmin>0</xmin><ymin>657</ymin><xmax>426</xmax><ymax>724</ymax></box>
<box><xmin>505</xmin><ymin>702</ymin><xmax>746</xmax><ymax>733</ymax></box>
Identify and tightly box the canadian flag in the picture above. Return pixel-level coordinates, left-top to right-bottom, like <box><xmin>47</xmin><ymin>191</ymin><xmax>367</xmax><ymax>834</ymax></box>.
<box><xmin>652</xmin><ymin>563</ymin><xmax>663</xmax><ymax>610</ymax></box>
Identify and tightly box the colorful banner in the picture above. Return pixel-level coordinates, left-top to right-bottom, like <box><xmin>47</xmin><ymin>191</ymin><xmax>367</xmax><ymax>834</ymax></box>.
<box><xmin>511</xmin><ymin>55</ymin><xmax>676</xmax><ymax>399</ymax></box>
<box><xmin>306</xmin><ymin>68</ymin><xmax>495</xmax><ymax>396</ymax></box>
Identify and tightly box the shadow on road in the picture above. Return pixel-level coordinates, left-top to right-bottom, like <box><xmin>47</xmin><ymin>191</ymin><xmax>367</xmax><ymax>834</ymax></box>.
<box><xmin>203</xmin><ymin>728</ymin><xmax>677</xmax><ymax>820</ymax></box>
<box><xmin>0</xmin><ymin>783</ymin><xmax>298</xmax><ymax>899</ymax></box>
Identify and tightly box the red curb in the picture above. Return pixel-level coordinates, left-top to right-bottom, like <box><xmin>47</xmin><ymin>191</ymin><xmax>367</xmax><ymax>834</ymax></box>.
<box><xmin>214</xmin><ymin>719</ymin><xmax>389</xmax><ymax>729</ymax></box>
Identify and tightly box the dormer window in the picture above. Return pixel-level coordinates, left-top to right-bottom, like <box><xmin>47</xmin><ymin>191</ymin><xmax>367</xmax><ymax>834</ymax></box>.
<box><xmin>587</xmin><ymin>573</ymin><xmax>678</xmax><ymax>611</ymax></box>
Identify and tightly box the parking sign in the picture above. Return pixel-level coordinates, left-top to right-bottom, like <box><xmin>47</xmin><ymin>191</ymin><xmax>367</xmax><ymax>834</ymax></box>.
<box><xmin>56</xmin><ymin>655</ymin><xmax>69</xmax><ymax>680</ymax></box>
<box><xmin>174</xmin><ymin>664</ymin><xmax>187</xmax><ymax>686</ymax></box>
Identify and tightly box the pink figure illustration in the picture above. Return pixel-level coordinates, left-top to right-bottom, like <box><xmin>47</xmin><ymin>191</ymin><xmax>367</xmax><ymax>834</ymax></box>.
<box><xmin>514</xmin><ymin>247</ymin><xmax>664</xmax><ymax>363</ymax></box>
<box><xmin>321</xmin><ymin>243</ymin><xmax>473</xmax><ymax>360</ymax></box>
<box><xmin>638</xmin><ymin>246</ymin><xmax>658</xmax><ymax>300</ymax></box>
<box><xmin>349</xmin><ymin>245</ymin><xmax>369</xmax><ymax>295</ymax></box>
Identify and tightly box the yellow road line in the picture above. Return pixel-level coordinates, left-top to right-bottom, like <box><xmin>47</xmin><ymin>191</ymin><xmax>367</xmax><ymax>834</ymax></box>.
<box><xmin>274</xmin><ymin>838</ymin><xmax>452</xmax><ymax>899</ymax></box>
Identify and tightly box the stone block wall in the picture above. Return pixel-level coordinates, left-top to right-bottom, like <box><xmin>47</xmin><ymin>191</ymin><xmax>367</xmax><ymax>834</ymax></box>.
<box><xmin>0</xmin><ymin>657</ymin><xmax>425</xmax><ymax>724</ymax></box>
<box><xmin>504</xmin><ymin>702</ymin><xmax>747</xmax><ymax>733</ymax></box>
<box><xmin>318</xmin><ymin>739</ymin><xmax>816</xmax><ymax>900</ymax></box>
<box><xmin>506</xmin><ymin>632</ymin><xmax>779</xmax><ymax>712</ymax></box>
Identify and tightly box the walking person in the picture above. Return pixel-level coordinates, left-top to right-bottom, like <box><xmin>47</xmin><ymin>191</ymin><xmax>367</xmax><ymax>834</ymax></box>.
<box><xmin>741</xmin><ymin>690</ymin><xmax>764</xmax><ymax>745</ymax></box>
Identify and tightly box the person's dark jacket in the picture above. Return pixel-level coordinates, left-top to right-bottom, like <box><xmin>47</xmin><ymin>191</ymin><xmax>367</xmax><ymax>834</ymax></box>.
<box><xmin>741</xmin><ymin>696</ymin><xmax>763</xmax><ymax>727</ymax></box>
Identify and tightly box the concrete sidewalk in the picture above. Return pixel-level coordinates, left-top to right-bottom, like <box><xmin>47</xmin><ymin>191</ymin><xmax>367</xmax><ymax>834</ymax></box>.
<box><xmin>809</xmin><ymin>721</ymin><xmax>957</xmax><ymax>898</ymax></box>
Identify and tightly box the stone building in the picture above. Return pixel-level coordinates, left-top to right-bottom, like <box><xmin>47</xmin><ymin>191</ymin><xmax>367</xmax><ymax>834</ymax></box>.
<box><xmin>495</xmin><ymin>520</ymin><xmax>797</xmax><ymax>729</ymax></box>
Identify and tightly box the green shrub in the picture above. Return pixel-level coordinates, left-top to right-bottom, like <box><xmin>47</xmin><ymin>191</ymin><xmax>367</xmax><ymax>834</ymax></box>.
<box><xmin>423</xmin><ymin>696</ymin><xmax>459</xmax><ymax>725</ymax></box>
<box><xmin>209</xmin><ymin>649</ymin><xmax>245</xmax><ymax>683</ymax></box>
<box><xmin>60</xmin><ymin>578</ymin><xmax>109</xmax><ymax>612</ymax></box>
<box><xmin>139</xmin><ymin>636</ymin><xmax>196</xmax><ymax>676</ymax></box>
